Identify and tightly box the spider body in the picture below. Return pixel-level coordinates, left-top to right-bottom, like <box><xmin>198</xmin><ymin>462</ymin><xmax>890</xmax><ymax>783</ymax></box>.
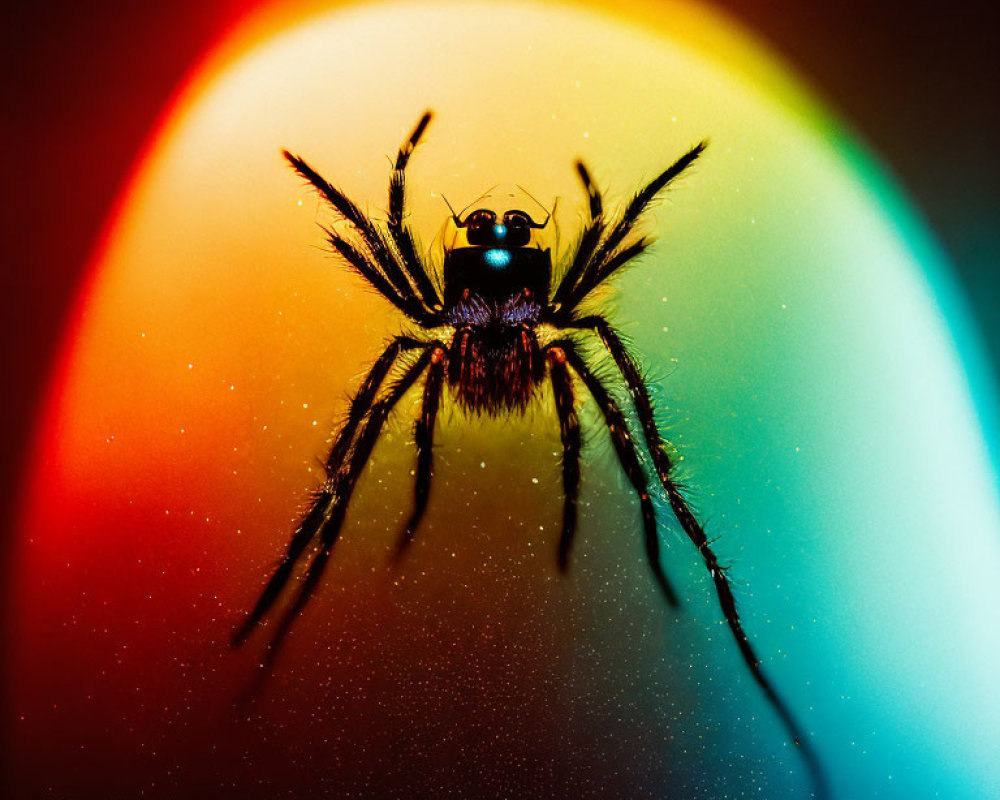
<box><xmin>442</xmin><ymin>235</ymin><xmax>551</xmax><ymax>412</ymax></box>
<box><xmin>234</xmin><ymin>111</ymin><xmax>827</xmax><ymax>798</ymax></box>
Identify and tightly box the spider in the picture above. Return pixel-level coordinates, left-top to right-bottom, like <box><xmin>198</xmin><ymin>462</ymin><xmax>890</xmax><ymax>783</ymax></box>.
<box><xmin>233</xmin><ymin>111</ymin><xmax>827</xmax><ymax>797</ymax></box>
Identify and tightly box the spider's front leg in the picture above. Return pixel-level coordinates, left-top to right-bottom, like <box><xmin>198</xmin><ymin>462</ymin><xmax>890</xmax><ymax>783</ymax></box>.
<box><xmin>550</xmin><ymin>161</ymin><xmax>605</xmax><ymax>309</ymax></box>
<box><xmin>387</xmin><ymin>111</ymin><xmax>442</xmax><ymax>312</ymax></box>
<box><xmin>569</xmin><ymin>314</ymin><xmax>829</xmax><ymax>798</ymax></box>
<box><xmin>547</xmin><ymin>341</ymin><xmax>679</xmax><ymax>606</ymax></box>
<box><xmin>549</xmin><ymin>142</ymin><xmax>706</xmax><ymax>321</ymax></box>
<box><xmin>283</xmin><ymin>111</ymin><xmax>445</xmax><ymax>328</ymax></box>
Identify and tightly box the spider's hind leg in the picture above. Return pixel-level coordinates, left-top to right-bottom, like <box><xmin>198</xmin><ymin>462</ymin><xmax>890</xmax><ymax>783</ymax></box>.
<box><xmin>573</xmin><ymin>315</ymin><xmax>829</xmax><ymax>798</ymax></box>
<box><xmin>255</xmin><ymin>347</ymin><xmax>437</xmax><ymax>673</ymax></box>
<box><xmin>231</xmin><ymin>335</ymin><xmax>426</xmax><ymax>648</ymax></box>
<box><xmin>552</xmin><ymin>340</ymin><xmax>679</xmax><ymax>607</ymax></box>
<box><xmin>231</xmin><ymin>487</ymin><xmax>335</xmax><ymax>647</ymax></box>
<box><xmin>393</xmin><ymin>346</ymin><xmax>447</xmax><ymax>558</ymax></box>
<box><xmin>546</xmin><ymin>346</ymin><xmax>582</xmax><ymax>571</ymax></box>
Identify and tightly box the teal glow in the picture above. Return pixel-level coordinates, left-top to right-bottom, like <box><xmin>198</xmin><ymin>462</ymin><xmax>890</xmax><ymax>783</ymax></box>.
<box><xmin>493</xmin><ymin>222</ymin><xmax>507</xmax><ymax>241</ymax></box>
<box><xmin>832</xmin><ymin>131</ymin><xmax>1000</xmax><ymax>477</ymax></box>
<box><xmin>484</xmin><ymin>248</ymin><xmax>511</xmax><ymax>268</ymax></box>
<box><xmin>608</xmin><ymin>112</ymin><xmax>1000</xmax><ymax>799</ymax></box>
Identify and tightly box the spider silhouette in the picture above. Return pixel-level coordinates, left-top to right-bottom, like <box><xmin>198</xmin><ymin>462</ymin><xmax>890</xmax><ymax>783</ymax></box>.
<box><xmin>233</xmin><ymin>111</ymin><xmax>827</xmax><ymax>797</ymax></box>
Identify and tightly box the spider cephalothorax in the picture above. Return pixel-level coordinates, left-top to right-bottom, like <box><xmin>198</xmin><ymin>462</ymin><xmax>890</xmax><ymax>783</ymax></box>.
<box><xmin>233</xmin><ymin>112</ymin><xmax>827</xmax><ymax>797</ymax></box>
<box><xmin>442</xmin><ymin>204</ymin><xmax>551</xmax><ymax>412</ymax></box>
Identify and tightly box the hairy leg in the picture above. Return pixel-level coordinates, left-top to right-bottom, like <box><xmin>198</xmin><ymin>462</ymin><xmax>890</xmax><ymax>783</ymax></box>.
<box><xmin>255</xmin><ymin>348</ymin><xmax>437</xmax><ymax>672</ymax></box>
<box><xmin>284</xmin><ymin>150</ymin><xmax>437</xmax><ymax>324</ymax></box>
<box><xmin>232</xmin><ymin>336</ymin><xmax>426</xmax><ymax>646</ymax></box>
<box><xmin>551</xmin><ymin>161</ymin><xmax>605</xmax><ymax>308</ymax></box>
<box><xmin>393</xmin><ymin>346</ymin><xmax>447</xmax><ymax>556</ymax></box>
<box><xmin>551</xmin><ymin>142</ymin><xmax>706</xmax><ymax>319</ymax></box>
<box><xmin>387</xmin><ymin>111</ymin><xmax>441</xmax><ymax>310</ymax></box>
<box><xmin>586</xmin><ymin>142</ymin><xmax>705</xmax><ymax>279</ymax></box>
<box><xmin>569</xmin><ymin>315</ymin><xmax>829</xmax><ymax>798</ymax></box>
<box><xmin>546</xmin><ymin>345</ymin><xmax>582</xmax><ymax>571</ymax></box>
<box><xmin>553</xmin><ymin>340</ymin><xmax>679</xmax><ymax>607</ymax></box>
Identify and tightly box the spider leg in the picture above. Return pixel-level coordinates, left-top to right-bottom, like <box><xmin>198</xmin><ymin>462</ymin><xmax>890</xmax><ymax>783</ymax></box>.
<box><xmin>257</xmin><ymin>347</ymin><xmax>437</xmax><ymax>673</ymax></box>
<box><xmin>589</xmin><ymin>142</ymin><xmax>706</xmax><ymax>275</ymax></box>
<box><xmin>552</xmin><ymin>340</ymin><xmax>679</xmax><ymax>607</ymax></box>
<box><xmin>388</xmin><ymin>111</ymin><xmax>442</xmax><ymax>311</ymax></box>
<box><xmin>550</xmin><ymin>161</ymin><xmax>605</xmax><ymax>308</ymax></box>
<box><xmin>284</xmin><ymin>150</ymin><xmax>438</xmax><ymax>325</ymax></box>
<box><xmin>563</xmin><ymin>237</ymin><xmax>651</xmax><ymax>312</ymax></box>
<box><xmin>231</xmin><ymin>335</ymin><xmax>426</xmax><ymax>647</ymax></box>
<box><xmin>393</xmin><ymin>346</ymin><xmax>447</xmax><ymax>557</ymax></box>
<box><xmin>569</xmin><ymin>315</ymin><xmax>829</xmax><ymax>798</ymax></box>
<box><xmin>545</xmin><ymin>346</ymin><xmax>582</xmax><ymax>571</ymax></box>
<box><xmin>323</xmin><ymin>229</ymin><xmax>421</xmax><ymax>320</ymax></box>
<box><xmin>551</xmin><ymin>142</ymin><xmax>706</xmax><ymax>320</ymax></box>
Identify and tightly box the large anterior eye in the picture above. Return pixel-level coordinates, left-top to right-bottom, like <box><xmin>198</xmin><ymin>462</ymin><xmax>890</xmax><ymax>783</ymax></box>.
<box><xmin>502</xmin><ymin>210</ymin><xmax>535</xmax><ymax>247</ymax></box>
<box><xmin>463</xmin><ymin>209</ymin><xmax>497</xmax><ymax>245</ymax></box>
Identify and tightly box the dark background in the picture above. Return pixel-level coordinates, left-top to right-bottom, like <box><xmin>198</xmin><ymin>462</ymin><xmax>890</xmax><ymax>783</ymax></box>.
<box><xmin>3</xmin><ymin>0</ymin><xmax>997</xmax><ymax>718</ymax></box>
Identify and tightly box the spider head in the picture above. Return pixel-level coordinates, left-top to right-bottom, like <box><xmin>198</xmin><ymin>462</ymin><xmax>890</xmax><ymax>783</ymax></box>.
<box><xmin>457</xmin><ymin>208</ymin><xmax>547</xmax><ymax>248</ymax></box>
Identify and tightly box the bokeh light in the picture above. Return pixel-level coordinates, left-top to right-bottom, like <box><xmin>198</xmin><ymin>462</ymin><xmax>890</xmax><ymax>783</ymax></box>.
<box><xmin>9</xmin><ymin>2</ymin><xmax>999</xmax><ymax>798</ymax></box>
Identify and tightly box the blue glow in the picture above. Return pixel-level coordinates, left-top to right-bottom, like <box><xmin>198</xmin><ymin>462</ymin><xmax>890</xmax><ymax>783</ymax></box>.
<box><xmin>493</xmin><ymin>223</ymin><xmax>507</xmax><ymax>242</ymax></box>
<box><xmin>483</xmin><ymin>248</ymin><xmax>511</xmax><ymax>268</ymax></box>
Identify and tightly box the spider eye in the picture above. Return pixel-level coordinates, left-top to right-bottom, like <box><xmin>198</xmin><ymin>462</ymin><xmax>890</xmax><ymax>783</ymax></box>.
<box><xmin>501</xmin><ymin>210</ymin><xmax>536</xmax><ymax>247</ymax></box>
<box><xmin>464</xmin><ymin>209</ymin><xmax>496</xmax><ymax>228</ymax></box>
<box><xmin>462</xmin><ymin>209</ymin><xmax>497</xmax><ymax>245</ymax></box>
<box><xmin>502</xmin><ymin>210</ymin><xmax>534</xmax><ymax>228</ymax></box>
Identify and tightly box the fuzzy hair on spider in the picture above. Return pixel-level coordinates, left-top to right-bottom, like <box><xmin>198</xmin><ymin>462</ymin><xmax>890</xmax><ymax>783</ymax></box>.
<box><xmin>233</xmin><ymin>111</ymin><xmax>828</xmax><ymax>799</ymax></box>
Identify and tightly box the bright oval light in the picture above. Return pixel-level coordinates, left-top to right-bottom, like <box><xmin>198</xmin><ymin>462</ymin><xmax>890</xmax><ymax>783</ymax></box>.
<box><xmin>11</xmin><ymin>2</ymin><xmax>999</xmax><ymax>799</ymax></box>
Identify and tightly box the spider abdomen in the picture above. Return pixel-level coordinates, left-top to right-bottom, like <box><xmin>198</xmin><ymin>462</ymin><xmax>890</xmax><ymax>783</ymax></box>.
<box><xmin>447</xmin><ymin>326</ymin><xmax>545</xmax><ymax>413</ymax></box>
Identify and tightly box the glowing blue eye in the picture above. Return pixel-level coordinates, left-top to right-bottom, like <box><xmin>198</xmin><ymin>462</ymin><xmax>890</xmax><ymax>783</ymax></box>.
<box><xmin>483</xmin><ymin>248</ymin><xmax>511</xmax><ymax>268</ymax></box>
<box><xmin>493</xmin><ymin>223</ymin><xmax>507</xmax><ymax>241</ymax></box>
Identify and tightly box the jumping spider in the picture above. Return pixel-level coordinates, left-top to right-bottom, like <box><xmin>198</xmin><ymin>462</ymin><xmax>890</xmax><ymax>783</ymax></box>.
<box><xmin>233</xmin><ymin>111</ymin><xmax>826</xmax><ymax>798</ymax></box>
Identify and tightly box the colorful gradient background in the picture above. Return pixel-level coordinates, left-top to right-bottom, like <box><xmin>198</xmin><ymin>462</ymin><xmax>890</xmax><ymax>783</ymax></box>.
<box><xmin>4</xmin><ymin>1</ymin><xmax>999</xmax><ymax>799</ymax></box>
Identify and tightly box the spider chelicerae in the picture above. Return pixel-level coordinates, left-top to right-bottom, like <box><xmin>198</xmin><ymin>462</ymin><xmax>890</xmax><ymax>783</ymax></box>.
<box><xmin>233</xmin><ymin>111</ymin><xmax>826</xmax><ymax>797</ymax></box>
